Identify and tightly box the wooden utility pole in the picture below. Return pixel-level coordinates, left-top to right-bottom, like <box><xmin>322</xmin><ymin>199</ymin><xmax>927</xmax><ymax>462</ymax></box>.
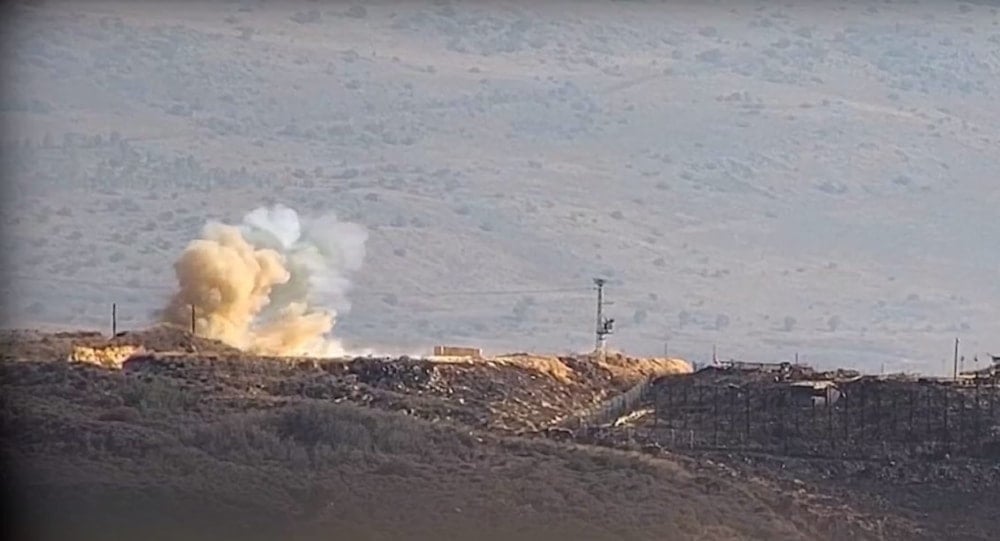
<box><xmin>111</xmin><ymin>303</ymin><xmax>117</xmax><ymax>336</ymax></box>
<box><xmin>190</xmin><ymin>305</ymin><xmax>197</xmax><ymax>335</ymax></box>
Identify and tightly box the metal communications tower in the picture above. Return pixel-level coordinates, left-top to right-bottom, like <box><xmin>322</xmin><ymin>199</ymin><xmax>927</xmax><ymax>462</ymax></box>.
<box><xmin>593</xmin><ymin>278</ymin><xmax>614</xmax><ymax>357</ymax></box>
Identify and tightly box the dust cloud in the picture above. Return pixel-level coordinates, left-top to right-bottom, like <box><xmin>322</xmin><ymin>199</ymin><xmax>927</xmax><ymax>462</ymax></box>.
<box><xmin>160</xmin><ymin>204</ymin><xmax>367</xmax><ymax>357</ymax></box>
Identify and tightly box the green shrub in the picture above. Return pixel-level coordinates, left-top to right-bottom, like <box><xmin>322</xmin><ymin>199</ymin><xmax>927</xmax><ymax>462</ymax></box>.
<box><xmin>119</xmin><ymin>377</ymin><xmax>198</xmax><ymax>413</ymax></box>
<box><xmin>273</xmin><ymin>402</ymin><xmax>431</xmax><ymax>456</ymax></box>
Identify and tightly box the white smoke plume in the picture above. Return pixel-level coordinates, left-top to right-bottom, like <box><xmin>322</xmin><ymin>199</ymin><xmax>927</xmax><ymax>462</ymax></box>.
<box><xmin>161</xmin><ymin>204</ymin><xmax>368</xmax><ymax>357</ymax></box>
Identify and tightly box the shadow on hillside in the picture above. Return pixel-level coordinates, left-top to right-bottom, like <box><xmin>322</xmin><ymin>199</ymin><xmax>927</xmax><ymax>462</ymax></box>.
<box><xmin>1</xmin><ymin>356</ymin><xmax>860</xmax><ymax>541</ymax></box>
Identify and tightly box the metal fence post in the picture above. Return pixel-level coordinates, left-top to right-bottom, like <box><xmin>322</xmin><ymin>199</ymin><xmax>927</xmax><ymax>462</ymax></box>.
<box><xmin>744</xmin><ymin>386</ymin><xmax>751</xmax><ymax>446</ymax></box>
<box><xmin>713</xmin><ymin>386</ymin><xmax>719</xmax><ymax>447</ymax></box>
<box><xmin>827</xmin><ymin>389</ymin><xmax>834</xmax><ymax>450</ymax></box>
<box><xmin>908</xmin><ymin>388</ymin><xmax>915</xmax><ymax>442</ymax></box>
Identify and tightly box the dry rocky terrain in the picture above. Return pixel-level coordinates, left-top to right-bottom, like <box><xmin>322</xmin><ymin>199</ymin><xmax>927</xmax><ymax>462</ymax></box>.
<box><xmin>4</xmin><ymin>0</ymin><xmax>999</xmax><ymax>369</ymax></box>
<box><xmin>0</xmin><ymin>327</ymin><xmax>932</xmax><ymax>541</ymax></box>
<box><xmin>580</xmin><ymin>367</ymin><xmax>1000</xmax><ymax>541</ymax></box>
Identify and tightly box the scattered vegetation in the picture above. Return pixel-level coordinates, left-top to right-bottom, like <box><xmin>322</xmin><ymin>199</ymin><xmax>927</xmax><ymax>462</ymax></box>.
<box><xmin>2</xmin><ymin>331</ymin><xmax>884</xmax><ymax>541</ymax></box>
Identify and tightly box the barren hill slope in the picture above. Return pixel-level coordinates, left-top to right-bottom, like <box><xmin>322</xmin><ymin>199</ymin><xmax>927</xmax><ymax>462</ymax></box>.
<box><xmin>2</xmin><ymin>0</ymin><xmax>998</xmax><ymax>371</ymax></box>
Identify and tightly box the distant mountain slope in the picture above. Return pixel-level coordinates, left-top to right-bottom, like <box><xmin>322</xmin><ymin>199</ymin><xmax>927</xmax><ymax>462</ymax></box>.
<box><xmin>2</xmin><ymin>0</ymin><xmax>998</xmax><ymax>372</ymax></box>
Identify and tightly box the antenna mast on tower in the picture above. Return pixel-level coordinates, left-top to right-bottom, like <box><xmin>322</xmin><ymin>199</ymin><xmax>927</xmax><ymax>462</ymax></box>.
<box><xmin>593</xmin><ymin>278</ymin><xmax>614</xmax><ymax>358</ymax></box>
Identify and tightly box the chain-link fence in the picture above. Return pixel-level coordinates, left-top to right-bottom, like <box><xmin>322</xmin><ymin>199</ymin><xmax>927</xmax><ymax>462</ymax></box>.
<box><xmin>647</xmin><ymin>377</ymin><xmax>1000</xmax><ymax>459</ymax></box>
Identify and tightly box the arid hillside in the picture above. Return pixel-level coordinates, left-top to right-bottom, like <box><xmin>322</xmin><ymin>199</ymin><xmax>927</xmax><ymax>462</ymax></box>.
<box><xmin>2</xmin><ymin>328</ymin><xmax>901</xmax><ymax>541</ymax></box>
<box><xmin>5</xmin><ymin>0</ymin><xmax>998</xmax><ymax>369</ymax></box>
<box><xmin>579</xmin><ymin>364</ymin><xmax>1000</xmax><ymax>541</ymax></box>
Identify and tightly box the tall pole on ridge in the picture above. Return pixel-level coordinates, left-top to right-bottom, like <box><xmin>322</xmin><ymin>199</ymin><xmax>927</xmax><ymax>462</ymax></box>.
<box><xmin>593</xmin><ymin>278</ymin><xmax>614</xmax><ymax>359</ymax></box>
<box><xmin>953</xmin><ymin>337</ymin><xmax>960</xmax><ymax>380</ymax></box>
<box><xmin>594</xmin><ymin>278</ymin><xmax>606</xmax><ymax>354</ymax></box>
